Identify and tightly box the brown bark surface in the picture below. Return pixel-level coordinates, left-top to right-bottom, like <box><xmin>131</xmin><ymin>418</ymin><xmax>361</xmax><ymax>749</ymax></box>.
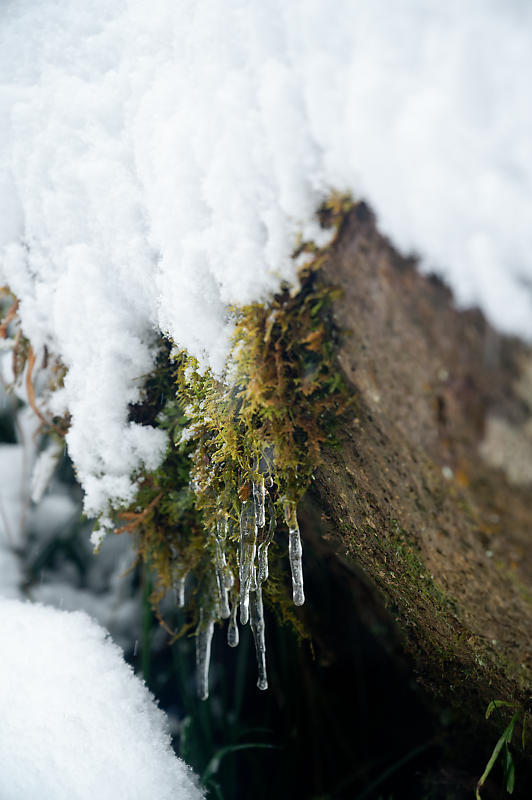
<box><xmin>313</xmin><ymin>203</ymin><xmax>532</xmax><ymax>715</ymax></box>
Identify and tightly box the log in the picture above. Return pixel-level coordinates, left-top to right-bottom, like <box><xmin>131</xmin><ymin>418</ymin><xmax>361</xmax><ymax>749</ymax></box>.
<box><xmin>312</xmin><ymin>202</ymin><xmax>532</xmax><ymax>716</ymax></box>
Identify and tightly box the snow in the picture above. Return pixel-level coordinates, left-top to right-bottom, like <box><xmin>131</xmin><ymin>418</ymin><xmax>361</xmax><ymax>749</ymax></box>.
<box><xmin>1</xmin><ymin>0</ymin><xmax>531</xmax><ymax>516</ymax></box>
<box><xmin>0</xmin><ymin>354</ymin><xmax>203</xmax><ymax>796</ymax></box>
<box><xmin>0</xmin><ymin>598</ymin><xmax>204</xmax><ymax>800</ymax></box>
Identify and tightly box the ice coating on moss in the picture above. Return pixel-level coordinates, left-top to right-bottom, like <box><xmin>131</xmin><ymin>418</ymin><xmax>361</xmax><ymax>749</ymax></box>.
<box><xmin>1</xmin><ymin>0</ymin><xmax>532</xmax><ymax>516</ymax></box>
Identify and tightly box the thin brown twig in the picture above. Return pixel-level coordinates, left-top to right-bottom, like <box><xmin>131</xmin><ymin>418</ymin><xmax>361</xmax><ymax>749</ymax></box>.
<box><xmin>114</xmin><ymin>492</ymin><xmax>163</xmax><ymax>535</ymax></box>
<box><xmin>0</xmin><ymin>298</ymin><xmax>19</xmax><ymax>339</ymax></box>
<box><xmin>25</xmin><ymin>345</ymin><xmax>50</xmax><ymax>427</ymax></box>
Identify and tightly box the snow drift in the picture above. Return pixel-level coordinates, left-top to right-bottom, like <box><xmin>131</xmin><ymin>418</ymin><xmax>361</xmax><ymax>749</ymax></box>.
<box><xmin>0</xmin><ymin>599</ymin><xmax>203</xmax><ymax>800</ymax></box>
<box><xmin>1</xmin><ymin>0</ymin><xmax>531</xmax><ymax>516</ymax></box>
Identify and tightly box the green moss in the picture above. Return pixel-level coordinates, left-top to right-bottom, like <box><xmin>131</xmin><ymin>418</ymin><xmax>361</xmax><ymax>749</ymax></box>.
<box><xmin>388</xmin><ymin>519</ymin><xmax>457</xmax><ymax>617</ymax></box>
<box><xmin>113</xmin><ymin>195</ymin><xmax>353</xmax><ymax>642</ymax></box>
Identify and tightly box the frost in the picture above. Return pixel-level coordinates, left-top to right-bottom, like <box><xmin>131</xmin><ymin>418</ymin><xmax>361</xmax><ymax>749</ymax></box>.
<box><xmin>1</xmin><ymin>0</ymin><xmax>532</xmax><ymax>519</ymax></box>
<box><xmin>0</xmin><ymin>599</ymin><xmax>203</xmax><ymax>800</ymax></box>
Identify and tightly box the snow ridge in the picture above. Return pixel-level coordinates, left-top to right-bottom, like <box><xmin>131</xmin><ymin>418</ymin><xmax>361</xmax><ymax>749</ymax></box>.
<box><xmin>1</xmin><ymin>0</ymin><xmax>531</xmax><ymax>516</ymax></box>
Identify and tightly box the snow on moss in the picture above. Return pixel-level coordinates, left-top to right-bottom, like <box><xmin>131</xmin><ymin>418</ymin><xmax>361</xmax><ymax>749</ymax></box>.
<box><xmin>0</xmin><ymin>599</ymin><xmax>203</xmax><ymax>800</ymax></box>
<box><xmin>1</xmin><ymin>0</ymin><xmax>531</xmax><ymax>515</ymax></box>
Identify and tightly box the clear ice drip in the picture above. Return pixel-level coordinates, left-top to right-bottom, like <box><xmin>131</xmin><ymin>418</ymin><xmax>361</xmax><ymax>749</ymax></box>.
<box><xmin>196</xmin><ymin>607</ymin><xmax>215</xmax><ymax>700</ymax></box>
<box><xmin>250</xmin><ymin>576</ymin><xmax>268</xmax><ymax>690</ymax></box>
<box><xmin>223</xmin><ymin>566</ymin><xmax>234</xmax><ymax>591</ymax></box>
<box><xmin>174</xmin><ymin>573</ymin><xmax>186</xmax><ymax>608</ymax></box>
<box><xmin>217</xmin><ymin>577</ymin><xmax>230</xmax><ymax>619</ymax></box>
<box><xmin>222</xmin><ymin>520</ymin><xmax>235</xmax><ymax>590</ymax></box>
<box><xmin>227</xmin><ymin>593</ymin><xmax>239</xmax><ymax>648</ymax></box>
<box><xmin>252</xmin><ymin>475</ymin><xmax>266</xmax><ymax>528</ymax></box>
<box><xmin>170</xmin><ymin>548</ymin><xmax>188</xmax><ymax>608</ymax></box>
<box><xmin>214</xmin><ymin>519</ymin><xmax>230</xmax><ymax>619</ymax></box>
<box><xmin>257</xmin><ymin>492</ymin><xmax>276</xmax><ymax>583</ymax></box>
<box><xmin>239</xmin><ymin>499</ymin><xmax>257</xmax><ymax>625</ymax></box>
<box><xmin>283</xmin><ymin>500</ymin><xmax>305</xmax><ymax>606</ymax></box>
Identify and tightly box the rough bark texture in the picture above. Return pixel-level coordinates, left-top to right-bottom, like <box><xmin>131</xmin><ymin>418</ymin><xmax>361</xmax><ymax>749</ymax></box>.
<box><xmin>314</xmin><ymin>203</ymin><xmax>532</xmax><ymax>718</ymax></box>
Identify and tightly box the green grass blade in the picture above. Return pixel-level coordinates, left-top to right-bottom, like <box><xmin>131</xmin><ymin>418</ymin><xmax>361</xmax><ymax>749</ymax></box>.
<box><xmin>202</xmin><ymin>742</ymin><xmax>279</xmax><ymax>783</ymax></box>
<box><xmin>485</xmin><ymin>700</ymin><xmax>518</xmax><ymax>720</ymax></box>
<box><xmin>476</xmin><ymin>712</ymin><xmax>520</xmax><ymax>799</ymax></box>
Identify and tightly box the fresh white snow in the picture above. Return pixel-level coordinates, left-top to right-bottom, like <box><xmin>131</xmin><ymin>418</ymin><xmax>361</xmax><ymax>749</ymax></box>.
<box><xmin>0</xmin><ymin>599</ymin><xmax>204</xmax><ymax>800</ymax></box>
<box><xmin>1</xmin><ymin>0</ymin><xmax>531</xmax><ymax>517</ymax></box>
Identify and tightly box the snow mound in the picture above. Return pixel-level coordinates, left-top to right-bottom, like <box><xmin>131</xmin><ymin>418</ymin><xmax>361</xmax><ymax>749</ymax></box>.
<box><xmin>0</xmin><ymin>599</ymin><xmax>203</xmax><ymax>800</ymax></box>
<box><xmin>1</xmin><ymin>0</ymin><xmax>531</xmax><ymax>516</ymax></box>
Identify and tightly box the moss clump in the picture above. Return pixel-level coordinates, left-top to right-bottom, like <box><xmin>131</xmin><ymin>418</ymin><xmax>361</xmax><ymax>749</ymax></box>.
<box><xmin>114</xmin><ymin>196</ymin><xmax>352</xmax><ymax>655</ymax></box>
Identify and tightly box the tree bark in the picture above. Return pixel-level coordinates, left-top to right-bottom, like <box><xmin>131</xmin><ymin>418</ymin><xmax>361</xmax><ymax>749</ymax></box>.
<box><xmin>312</xmin><ymin>202</ymin><xmax>532</xmax><ymax>717</ymax></box>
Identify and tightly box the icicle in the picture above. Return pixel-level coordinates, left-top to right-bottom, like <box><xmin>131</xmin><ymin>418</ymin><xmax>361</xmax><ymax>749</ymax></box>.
<box><xmin>214</xmin><ymin>519</ymin><xmax>230</xmax><ymax>618</ymax></box>
<box><xmin>222</xmin><ymin>519</ymin><xmax>235</xmax><ymax>590</ymax></box>
<box><xmin>227</xmin><ymin>593</ymin><xmax>239</xmax><ymax>648</ymax></box>
<box><xmin>196</xmin><ymin>607</ymin><xmax>215</xmax><ymax>700</ymax></box>
<box><xmin>250</xmin><ymin>564</ymin><xmax>257</xmax><ymax>592</ymax></box>
<box><xmin>223</xmin><ymin>565</ymin><xmax>234</xmax><ymax>591</ymax></box>
<box><xmin>174</xmin><ymin>572</ymin><xmax>187</xmax><ymax>608</ymax></box>
<box><xmin>250</xmin><ymin>577</ymin><xmax>268</xmax><ymax>690</ymax></box>
<box><xmin>252</xmin><ymin>474</ymin><xmax>266</xmax><ymax>528</ymax></box>
<box><xmin>217</xmin><ymin>580</ymin><xmax>230</xmax><ymax>619</ymax></box>
<box><xmin>257</xmin><ymin>492</ymin><xmax>276</xmax><ymax>583</ymax></box>
<box><xmin>170</xmin><ymin>548</ymin><xmax>188</xmax><ymax>608</ymax></box>
<box><xmin>239</xmin><ymin>499</ymin><xmax>257</xmax><ymax>625</ymax></box>
<box><xmin>283</xmin><ymin>500</ymin><xmax>305</xmax><ymax>606</ymax></box>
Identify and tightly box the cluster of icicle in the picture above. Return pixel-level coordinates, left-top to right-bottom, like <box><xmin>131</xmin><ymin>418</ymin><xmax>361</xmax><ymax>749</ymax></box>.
<box><xmin>175</xmin><ymin>475</ymin><xmax>305</xmax><ymax>700</ymax></box>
